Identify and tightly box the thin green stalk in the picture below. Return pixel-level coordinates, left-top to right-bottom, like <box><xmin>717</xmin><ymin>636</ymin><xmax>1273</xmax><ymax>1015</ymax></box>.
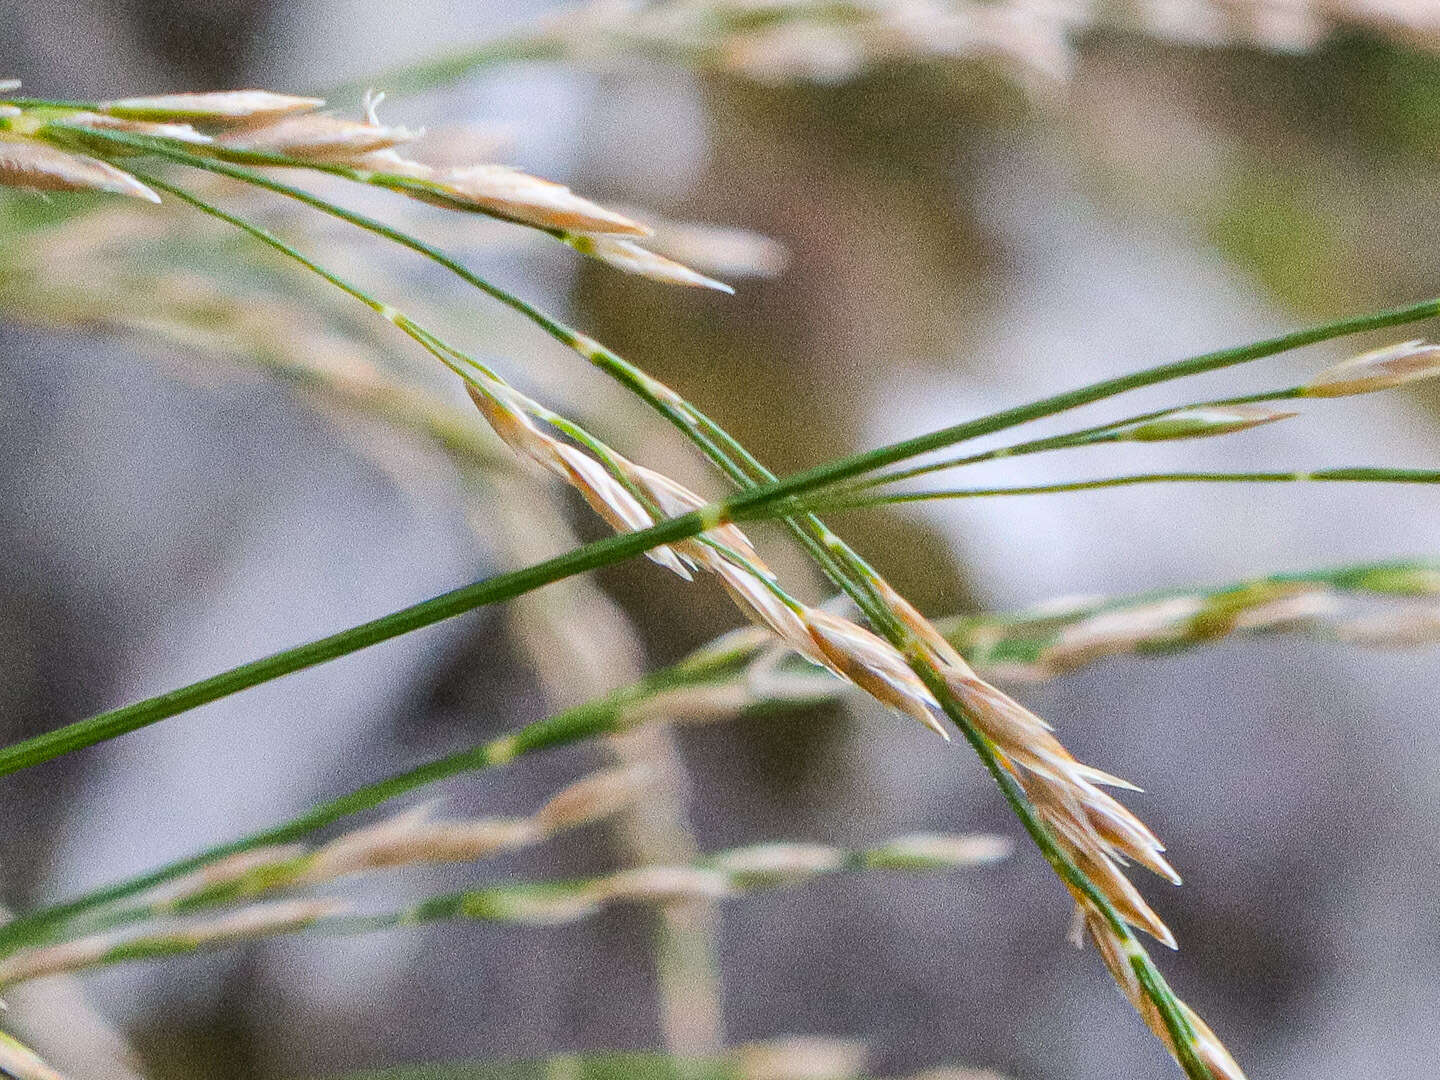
<box><xmin>0</xmin><ymin>686</ymin><xmax>644</xmax><ymax>952</ymax></box>
<box><xmin>804</xmin><ymin>467</ymin><xmax>1440</xmax><ymax>510</ymax></box>
<box><xmin>0</xmin><ymin>508</ymin><xmax>728</xmax><ymax>782</ymax></box>
<box><xmin>0</xmin><ymin>838</ymin><xmax>999</xmax><ymax>988</ymax></box>
<box><xmin>839</xmin><ymin>387</ymin><xmax>1304</xmax><ymax>493</ymax></box>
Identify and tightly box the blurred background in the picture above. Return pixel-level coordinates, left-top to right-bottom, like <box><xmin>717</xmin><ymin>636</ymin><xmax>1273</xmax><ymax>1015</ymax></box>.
<box><xmin>2</xmin><ymin>2</ymin><xmax>1440</xmax><ymax>1078</ymax></box>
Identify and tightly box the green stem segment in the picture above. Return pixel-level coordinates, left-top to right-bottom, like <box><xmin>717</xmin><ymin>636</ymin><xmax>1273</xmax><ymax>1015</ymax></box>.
<box><xmin>808</xmin><ymin>468</ymin><xmax>1440</xmax><ymax>510</ymax></box>
<box><xmin>0</xmin><ymin>510</ymin><xmax>718</xmax><ymax>781</ymax></box>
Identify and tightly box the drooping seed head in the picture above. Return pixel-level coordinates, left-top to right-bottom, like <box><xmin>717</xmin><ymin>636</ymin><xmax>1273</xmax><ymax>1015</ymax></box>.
<box><xmin>1303</xmin><ymin>339</ymin><xmax>1440</xmax><ymax>397</ymax></box>
<box><xmin>0</xmin><ymin>138</ymin><xmax>159</xmax><ymax>202</ymax></box>
<box><xmin>1114</xmin><ymin>404</ymin><xmax>1297</xmax><ymax>442</ymax></box>
<box><xmin>99</xmin><ymin>90</ymin><xmax>325</xmax><ymax>123</ymax></box>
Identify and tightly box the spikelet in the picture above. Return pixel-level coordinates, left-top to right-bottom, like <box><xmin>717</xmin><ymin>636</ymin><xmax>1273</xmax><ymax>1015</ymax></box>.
<box><xmin>464</xmin><ymin>382</ymin><xmax>691</xmax><ymax>578</ymax></box>
<box><xmin>219</xmin><ymin>113</ymin><xmax>419</xmax><ymax>162</ymax></box>
<box><xmin>803</xmin><ymin>609</ymin><xmax>950</xmax><ymax>739</ymax></box>
<box><xmin>0</xmin><ymin>79</ymin><xmax>19</xmax><ymax>93</ymax></box>
<box><xmin>0</xmin><ymin>138</ymin><xmax>159</xmax><ymax>202</ymax></box>
<box><xmin>864</xmin><ymin>575</ymin><xmax>1182</xmax><ymax>949</ymax></box>
<box><xmin>567</xmin><ymin>235</ymin><xmax>735</xmax><ymax>293</ymax></box>
<box><xmin>1082</xmin><ymin>910</ymin><xmax>1247</xmax><ymax>1080</ymax></box>
<box><xmin>388</xmin><ymin>159</ymin><xmax>648</xmax><ymax>236</ymax></box>
<box><xmin>1113</xmin><ymin>404</ymin><xmax>1296</xmax><ymax>442</ymax></box>
<box><xmin>0</xmin><ymin>1032</ymin><xmax>67</xmax><ymax>1080</ymax></box>
<box><xmin>1303</xmin><ymin>339</ymin><xmax>1440</xmax><ymax>396</ymax></box>
<box><xmin>64</xmin><ymin>112</ymin><xmax>213</xmax><ymax>145</ymax></box>
<box><xmin>0</xmin><ymin>900</ymin><xmax>345</xmax><ymax>986</ymax></box>
<box><xmin>98</xmin><ymin>90</ymin><xmax>324</xmax><ymax>124</ymax></box>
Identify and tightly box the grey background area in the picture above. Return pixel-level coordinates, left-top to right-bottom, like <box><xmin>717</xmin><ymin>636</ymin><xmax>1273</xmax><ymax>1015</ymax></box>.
<box><xmin>2</xmin><ymin>3</ymin><xmax>1439</xmax><ymax>1079</ymax></box>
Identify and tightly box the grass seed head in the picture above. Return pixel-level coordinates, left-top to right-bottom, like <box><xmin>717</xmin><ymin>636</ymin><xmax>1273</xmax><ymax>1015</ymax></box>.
<box><xmin>1116</xmin><ymin>404</ymin><xmax>1297</xmax><ymax>442</ymax></box>
<box><xmin>394</xmin><ymin>161</ymin><xmax>649</xmax><ymax>236</ymax></box>
<box><xmin>1303</xmin><ymin>339</ymin><xmax>1440</xmax><ymax>396</ymax></box>
<box><xmin>98</xmin><ymin>90</ymin><xmax>324</xmax><ymax>123</ymax></box>
<box><xmin>219</xmin><ymin>113</ymin><xmax>420</xmax><ymax>162</ymax></box>
<box><xmin>0</xmin><ymin>138</ymin><xmax>159</xmax><ymax>202</ymax></box>
<box><xmin>803</xmin><ymin>608</ymin><xmax>951</xmax><ymax>739</ymax></box>
<box><xmin>567</xmin><ymin>235</ymin><xmax>735</xmax><ymax>292</ymax></box>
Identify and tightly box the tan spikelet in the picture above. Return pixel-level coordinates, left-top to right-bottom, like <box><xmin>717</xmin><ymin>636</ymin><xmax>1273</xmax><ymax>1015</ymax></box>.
<box><xmin>803</xmin><ymin>609</ymin><xmax>950</xmax><ymax>739</ymax></box>
<box><xmin>0</xmin><ymin>138</ymin><xmax>159</xmax><ymax>202</ymax></box>
<box><xmin>220</xmin><ymin>113</ymin><xmax>419</xmax><ymax>161</ymax></box>
<box><xmin>99</xmin><ymin>90</ymin><xmax>324</xmax><ymax>123</ymax></box>
<box><xmin>396</xmin><ymin>160</ymin><xmax>648</xmax><ymax>235</ymax></box>
<box><xmin>570</xmin><ymin>235</ymin><xmax>734</xmax><ymax>292</ymax></box>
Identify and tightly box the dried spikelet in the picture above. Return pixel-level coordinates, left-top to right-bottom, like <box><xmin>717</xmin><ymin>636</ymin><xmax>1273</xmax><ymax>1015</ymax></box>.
<box><xmin>395</xmin><ymin>161</ymin><xmax>648</xmax><ymax>236</ymax></box>
<box><xmin>534</xmin><ymin>764</ymin><xmax>650</xmax><ymax>831</ymax></box>
<box><xmin>548</xmin><ymin>442</ymin><xmax>693</xmax><ymax>579</ymax></box>
<box><xmin>567</xmin><ymin>235</ymin><xmax>735</xmax><ymax>292</ymax></box>
<box><xmin>463</xmin><ymin>382</ymin><xmax>691</xmax><ymax>577</ymax></box>
<box><xmin>0</xmin><ymin>138</ymin><xmax>159</xmax><ymax>202</ymax></box>
<box><xmin>302</xmin><ymin>805</ymin><xmax>538</xmax><ymax>881</ymax></box>
<box><xmin>938</xmin><ymin>667</ymin><xmax>1181</xmax><ymax>947</ymax></box>
<box><xmin>166</xmin><ymin>897</ymin><xmax>346</xmax><ymax>946</ymax></box>
<box><xmin>1303</xmin><ymin>339</ymin><xmax>1440</xmax><ymax>396</ymax></box>
<box><xmin>99</xmin><ymin>90</ymin><xmax>324</xmax><ymax>123</ymax></box>
<box><xmin>1334</xmin><ymin>603</ymin><xmax>1440</xmax><ymax>646</ymax></box>
<box><xmin>615</xmin><ymin>457</ymin><xmax>769</xmax><ymax>572</ymax></box>
<box><xmin>803</xmin><ymin>608</ymin><xmax>951</xmax><ymax>739</ymax></box>
<box><xmin>0</xmin><ymin>900</ymin><xmax>344</xmax><ymax>986</ymax></box>
<box><xmin>1082</xmin><ymin>911</ymin><xmax>1247</xmax><ymax>1080</ymax></box>
<box><xmin>466</xmin><ymin>888</ymin><xmax>599</xmax><ymax>926</ymax></box>
<box><xmin>582</xmin><ymin>865</ymin><xmax>734</xmax><ymax>905</ymax></box>
<box><xmin>64</xmin><ymin>112</ymin><xmax>213</xmax><ymax>145</ymax></box>
<box><xmin>710</xmin><ymin>842</ymin><xmax>848</xmax><ymax>879</ymax></box>
<box><xmin>0</xmin><ymin>1033</ymin><xmax>68</xmax><ymax>1080</ymax></box>
<box><xmin>219</xmin><ymin>113</ymin><xmax>419</xmax><ymax>161</ymax></box>
<box><xmin>622</xmin><ymin>679</ymin><xmax>758</xmax><ymax>726</ymax></box>
<box><xmin>733</xmin><ymin>1035</ymin><xmax>868</xmax><ymax>1080</ymax></box>
<box><xmin>173</xmin><ymin>843</ymin><xmax>307</xmax><ymax>895</ymax></box>
<box><xmin>712</xmin><ymin>559</ymin><xmax>836</xmax><ymax>670</ymax></box>
<box><xmin>1115</xmin><ymin>404</ymin><xmax>1297</xmax><ymax>442</ymax></box>
<box><xmin>1044</xmin><ymin>596</ymin><xmax>1208</xmax><ymax>671</ymax></box>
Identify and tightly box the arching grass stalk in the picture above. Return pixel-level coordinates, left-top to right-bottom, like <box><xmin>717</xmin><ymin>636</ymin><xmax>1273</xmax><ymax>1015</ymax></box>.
<box><xmin>4</xmin><ymin>558</ymin><xmax>1428</xmax><ymax>955</ymax></box>
<box><xmin>13</xmin><ymin>164</ymin><xmax>1439</xmax><ymax>1080</ymax></box>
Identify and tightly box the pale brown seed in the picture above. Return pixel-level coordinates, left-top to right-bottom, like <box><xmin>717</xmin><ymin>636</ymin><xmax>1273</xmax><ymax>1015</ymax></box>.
<box><xmin>396</xmin><ymin>161</ymin><xmax>649</xmax><ymax>236</ymax></box>
<box><xmin>1304</xmin><ymin>339</ymin><xmax>1440</xmax><ymax>396</ymax></box>
<box><xmin>0</xmin><ymin>138</ymin><xmax>159</xmax><ymax>202</ymax></box>
<box><xmin>99</xmin><ymin>90</ymin><xmax>324</xmax><ymax>123</ymax></box>
<box><xmin>803</xmin><ymin>608</ymin><xmax>950</xmax><ymax>739</ymax></box>
<box><xmin>220</xmin><ymin>113</ymin><xmax>418</xmax><ymax>161</ymax></box>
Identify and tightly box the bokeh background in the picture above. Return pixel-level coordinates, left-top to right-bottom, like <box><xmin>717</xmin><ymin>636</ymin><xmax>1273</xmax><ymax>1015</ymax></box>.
<box><xmin>2</xmin><ymin>2</ymin><xmax>1440</xmax><ymax>1078</ymax></box>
